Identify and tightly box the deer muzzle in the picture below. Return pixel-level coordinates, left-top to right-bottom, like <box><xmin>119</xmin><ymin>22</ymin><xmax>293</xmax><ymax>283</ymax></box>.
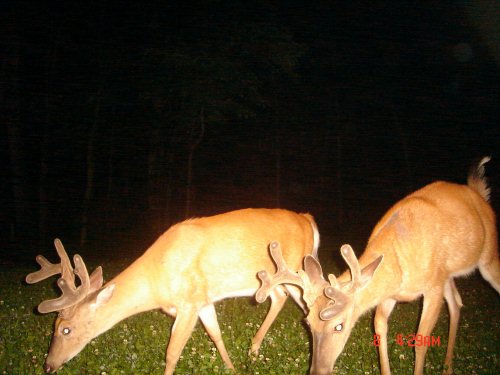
<box><xmin>309</xmin><ymin>330</ymin><xmax>338</xmax><ymax>375</ymax></box>
<box><xmin>43</xmin><ymin>361</ymin><xmax>57</xmax><ymax>373</ymax></box>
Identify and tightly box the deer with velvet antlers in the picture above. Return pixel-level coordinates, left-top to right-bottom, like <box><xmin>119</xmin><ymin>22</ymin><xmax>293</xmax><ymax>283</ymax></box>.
<box><xmin>26</xmin><ymin>208</ymin><xmax>320</xmax><ymax>374</ymax></box>
<box><xmin>257</xmin><ymin>157</ymin><xmax>499</xmax><ymax>375</ymax></box>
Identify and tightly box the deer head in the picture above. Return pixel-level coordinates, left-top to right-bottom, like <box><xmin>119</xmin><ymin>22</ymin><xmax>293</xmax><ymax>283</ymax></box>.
<box><xmin>257</xmin><ymin>241</ymin><xmax>383</xmax><ymax>375</ymax></box>
<box><xmin>26</xmin><ymin>239</ymin><xmax>113</xmax><ymax>373</ymax></box>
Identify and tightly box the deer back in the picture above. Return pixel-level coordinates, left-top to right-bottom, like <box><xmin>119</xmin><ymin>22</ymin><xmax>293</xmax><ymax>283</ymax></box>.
<box><xmin>112</xmin><ymin>208</ymin><xmax>319</xmax><ymax>309</ymax></box>
<box><xmin>350</xmin><ymin>179</ymin><xmax>496</xmax><ymax>306</ymax></box>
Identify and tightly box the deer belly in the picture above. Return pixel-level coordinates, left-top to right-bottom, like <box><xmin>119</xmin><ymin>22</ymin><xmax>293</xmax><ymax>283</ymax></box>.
<box><xmin>211</xmin><ymin>288</ymin><xmax>257</xmax><ymax>303</ymax></box>
<box><xmin>395</xmin><ymin>290</ymin><xmax>423</xmax><ymax>302</ymax></box>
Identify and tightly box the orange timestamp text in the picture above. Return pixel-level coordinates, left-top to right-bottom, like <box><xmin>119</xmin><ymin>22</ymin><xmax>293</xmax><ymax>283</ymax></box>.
<box><xmin>373</xmin><ymin>334</ymin><xmax>441</xmax><ymax>347</ymax></box>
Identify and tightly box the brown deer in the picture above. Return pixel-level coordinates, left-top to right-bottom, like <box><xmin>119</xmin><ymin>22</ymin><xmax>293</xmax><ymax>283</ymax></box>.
<box><xmin>26</xmin><ymin>208</ymin><xmax>320</xmax><ymax>374</ymax></box>
<box><xmin>257</xmin><ymin>157</ymin><xmax>499</xmax><ymax>375</ymax></box>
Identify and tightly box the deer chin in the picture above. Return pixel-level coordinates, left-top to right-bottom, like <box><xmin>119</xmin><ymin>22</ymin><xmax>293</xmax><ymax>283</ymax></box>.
<box><xmin>43</xmin><ymin>362</ymin><xmax>58</xmax><ymax>373</ymax></box>
<box><xmin>44</xmin><ymin>335</ymin><xmax>88</xmax><ymax>373</ymax></box>
<box><xmin>43</xmin><ymin>355</ymin><xmax>66</xmax><ymax>374</ymax></box>
<box><xmin>44</xmin><ymin>350</ymin><xmax>80</xmax><ymax>373</ymax></box>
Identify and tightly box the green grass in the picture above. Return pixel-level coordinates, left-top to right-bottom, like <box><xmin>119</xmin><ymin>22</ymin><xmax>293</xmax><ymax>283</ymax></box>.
<box><xmin>1</xmin><ymin>258</ymin><xmax>498</xmax><ymax>374</ymax></box>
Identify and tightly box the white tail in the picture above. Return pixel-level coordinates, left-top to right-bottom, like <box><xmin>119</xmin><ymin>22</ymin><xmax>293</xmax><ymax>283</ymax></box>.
<box><xmin>257</xmin><ymin>157</ymin><xmax>499</xmax><ymax>375</ymax></box>
<box><xmin>26</xmin><ymin>208</ymin><xmax>319</xmax><ymax>374</ymax></box>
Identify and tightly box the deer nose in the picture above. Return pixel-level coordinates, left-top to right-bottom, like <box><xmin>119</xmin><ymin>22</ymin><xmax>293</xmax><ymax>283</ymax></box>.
<box><xmin>43</xmin><ymin>362</ymin><xmax>52</xmax><ymax>373</ymax></box>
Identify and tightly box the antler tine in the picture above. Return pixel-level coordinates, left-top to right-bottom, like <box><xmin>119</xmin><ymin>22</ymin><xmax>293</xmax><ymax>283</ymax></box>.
<box><xmin>26</xmin><ymin>255</ymin><xmax>62</xmax><ymax>284</ymax></box>
<box><xmin>37</xmin><ymin>253</ymin><xmax>91</xmax><ymax>314</ymax></box>
<box><xmin>73</xmin><ymin>254</ymin><xmax>91</xmax><ymax>290</ymax></box>
<box><xmin>54</xmin><ymin>238</ymin><xmax>75</xmax><ymax>287</ymax></box>
<box><xmin>327</xmin><ymin>273</ymin><xmax>339</xmax><ymax>288</ymax></box>
<box><xmin>321</xmin><ymin>285</ymin><xmax>350</xmax><ymax>320</ymax></box>
<box><xmin>256</xmin><ymin>241</ymin><xmax>305</xmax><ymax>303</ymax></box>
<box><xmin>340</xmin><ymin>244</ymin><xmax>361</xmax><ymax>289</ymax></box>
<box><xmin>37</xmin><ymin>274</ymin><xmax>77</xmax><ymax>313</ymax></box>
<box><xmin>26</xmin><ymin>239</ymin><xmax>73</xmax><ymax>285</ymax></box>
<box><xmin>26</xmin><ymin>238</ymin><xmax>93</xmax><ymax>313</ymax></box>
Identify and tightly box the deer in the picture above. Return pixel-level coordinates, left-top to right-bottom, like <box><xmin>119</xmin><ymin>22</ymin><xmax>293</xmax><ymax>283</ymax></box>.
<box><xmin>256</xmin><ymin>157</ymin><xmax>499</xmax><ymax>375</ymax></box>
<box><xmin>26</xmin><ymin>208</ymin><xmax>320</xmax><ymax>374</ymax></box>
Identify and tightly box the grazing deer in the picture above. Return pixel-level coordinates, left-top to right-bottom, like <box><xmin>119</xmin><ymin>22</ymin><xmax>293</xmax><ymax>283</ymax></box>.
<box><xmin>257</xmin><ymin>157</ymin><xmax>499</xmax><ymax>375</ymax></box>
<box><xmin>26</xmin><ymin>208</ymin><xmax>320</xmax><ymax>374</ymax></box>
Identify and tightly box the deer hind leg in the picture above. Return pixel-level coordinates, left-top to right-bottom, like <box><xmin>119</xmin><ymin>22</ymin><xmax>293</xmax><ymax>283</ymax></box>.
<box><xmin>250</xmin><ymin>286</ymin><xmax>288</xmax><ymax>354</ymax></box>
<box><xmin>198</xmin><ymin>303</ymin><xmax>235</xmax><ymax>370</ymax></box>
<box><xmin>164</xmin><ymin>309</ymin><xmax>199</xmax><ymax>375</ymax></box>
<box><xmin>413</xmin><ymin>291</ymin><xmax>444</xmax><ymax>375</ymax></box>
<box><xmin>478</xmin><ymin>243</ymin><xmax>500</xmax><ymax>293</ymax></box>
<box><xmin>443</xmin><ymin>278</ymin><xmax>462</xmax><ymax>375</ymax></box>
<box><xmin>413</xmin><ymin>290</ymin><xmax>443</xmax><ymax>375</ymax></box>
<box><xmin>374</xmin><ymin>298</ymin><xmax>397</xmax><ymax>375</ymax></box>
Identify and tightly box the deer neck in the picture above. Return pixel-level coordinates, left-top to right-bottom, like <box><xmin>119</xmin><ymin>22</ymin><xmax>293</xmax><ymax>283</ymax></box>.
<box><xmin>93</xmin><ymin>260</ymin><xmax>159</xmax><ymax>334</ymax></box>
<box><xmin>340</xmin><ymin>248</ymin><xmax>403</xmax><ymax>319</ymax></box>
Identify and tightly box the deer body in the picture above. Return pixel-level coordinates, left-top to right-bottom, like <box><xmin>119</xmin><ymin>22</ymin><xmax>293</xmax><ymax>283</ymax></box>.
<box><xmin>346</xmin><ymin>175</ymin><xmax>499</xmax><ymax>375</ymax></box>
<box><xmin>27</xmin><ymin>208</ymin><xmax>320</xmax><ymax>374</ymax></box>
<box><xmin>354</xmin><ymin>178</ymin><xmax>497</xmax><ymax>305</ymax></box>
<box><xmin>257</xmin><ymin>157</ymin><xmax>499</xmax><ymax>375</ymax></box>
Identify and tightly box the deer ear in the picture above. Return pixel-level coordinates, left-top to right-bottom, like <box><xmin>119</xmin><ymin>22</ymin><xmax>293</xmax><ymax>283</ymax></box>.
<box><xmin>359</xmin><ymin>255</ymin><xmax>383</xmax><ymax>288</ymax></box>
<box><xmin>303</xmin><ymin>255</ymin><xmax>324</xmax><ymax>285</ymax></box>
<box><xmin>92</xmin><ymin>284</ymin><xmax>115</xmax><ymax>310</ymax></box>
<box><xmin>89</xmin><ymin>266</ymin><xmax>103</xmax><ymax>293</ymax></box>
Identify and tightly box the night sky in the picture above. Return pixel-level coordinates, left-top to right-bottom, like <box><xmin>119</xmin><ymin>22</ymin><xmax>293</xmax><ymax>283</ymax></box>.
<box><xmin>2</xmin><ymin>1</ymin><xmax>499</xmax><ymax>262</ymax></box>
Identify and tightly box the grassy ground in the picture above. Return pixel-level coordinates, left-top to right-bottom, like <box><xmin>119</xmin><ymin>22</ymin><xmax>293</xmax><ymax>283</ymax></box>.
<box><xmin>1</xmin><ymin>254</ymin><xmax>498</xmax><ymax>374</ymax></box>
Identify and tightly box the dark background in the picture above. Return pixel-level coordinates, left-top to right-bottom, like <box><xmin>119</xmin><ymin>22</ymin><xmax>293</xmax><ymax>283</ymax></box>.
<box><xmin>2</xmin><ymin>1</ymin><xmax>499</xmax><ymax>263</ymax></box>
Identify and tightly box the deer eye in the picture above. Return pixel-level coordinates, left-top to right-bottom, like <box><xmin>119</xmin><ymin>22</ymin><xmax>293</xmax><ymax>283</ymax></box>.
<box><xmin>62</xmin><ymin>327</ymin><xmax>71</xmax><ymax>335</ymax></box>
<box><xmin>334</xmin><ymin>323</ymin><xmax>343</xmax><ymax>332</ymax></box>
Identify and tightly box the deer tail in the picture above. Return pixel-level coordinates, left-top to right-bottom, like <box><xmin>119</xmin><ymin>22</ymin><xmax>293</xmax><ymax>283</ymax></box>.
<box><xmin>467</xmin><ymin>156</ymin><xmax>491</xmax><ymax>202</ymax></box>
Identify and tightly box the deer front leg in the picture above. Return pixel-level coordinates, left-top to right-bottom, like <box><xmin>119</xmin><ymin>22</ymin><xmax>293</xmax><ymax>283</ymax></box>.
<box><xmin>164</xmin><ymin>309</ymin><xmax>199</xmax><ymax>375</ymax></box>
<box><xmin>199</xmin><ymin>303</ymin><xmax>235</xmax><ymax>371</ymax></box>
<box><xmin>374</xmin><ymin>298</ymin><xmax>396</xmax><ymax>375</ymax></box>
<box><xmin>443</xmin><ymin>279</ymin><xmax>462</xmax><ymax>375</ymax></box>
<box><xmin>250</xmin><ymin>286</ymin><xmax>288</xmax><ymax>355</ymax></box>
<box><xmin>414</xmin><ymin>291</ymin><xmax>443</xmax><ymax>375</ymax></box>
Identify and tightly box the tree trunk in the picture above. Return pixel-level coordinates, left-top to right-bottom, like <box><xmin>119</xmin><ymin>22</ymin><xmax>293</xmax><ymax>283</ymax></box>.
<box><xmin>185</xmin><ymin>107</ymin><xmax>205</xmax><ymax>218</ymax></box>
<box><xmin>274</xmin><ymin>124</ymin><xmax>281</xmax><ymax>207</ymax></box>
<box><xmin>39</xmin><ymin>34</ymin><xmax>58</xmax><ymax>247</ymax></box>
<box><xmin>4</xmin><ymin>34</ymin><xmax>30</xmax><ymax>246</ymax></box>
<box><xmin>273</xmin><ymin>92</ymin><xmax>282</xmax><ymax>207</ymax></box>
<box><xmin>105</xmin><ymin>114</ymin><xmax>115</xmax><ymax>235</ymax></box>
<box><xmin>389</xmin><ymin>99</ymin><xmax>413</xmax><ymax>192</ymax></box>
<box><xmin>39</xmin><ymin>124</ymin><xmax>49</xmax><ymax>246</ymax></box>
<box><xmin>7</xmin><ymin>124</ymin><xmax>28</xmax><ymax>243</ymax></box>
<box><xmin>80</xmin><ymin>3</ymin><xmax>106</xmax><ymax>246</ymax></box>
<box><xmin>148</xmin><ymin>124</ymin><xmax>161</xmax><ymax>209</ymax></box>
<box><xmin>336</xmin><ymin>134</ymin><xmax>344</xmax><ymax>225</ymax></box>
<box><xmin>80</xmin><ymin>102</ymin><xmax>99</xmax><ymax>247</ymax></box>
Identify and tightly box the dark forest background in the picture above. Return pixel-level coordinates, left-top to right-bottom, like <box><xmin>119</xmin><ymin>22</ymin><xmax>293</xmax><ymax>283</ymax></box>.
<box><xmin>1</xmin><ymin>1</ymin><xmax>499</xmax><ymax>262</ymax></box>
